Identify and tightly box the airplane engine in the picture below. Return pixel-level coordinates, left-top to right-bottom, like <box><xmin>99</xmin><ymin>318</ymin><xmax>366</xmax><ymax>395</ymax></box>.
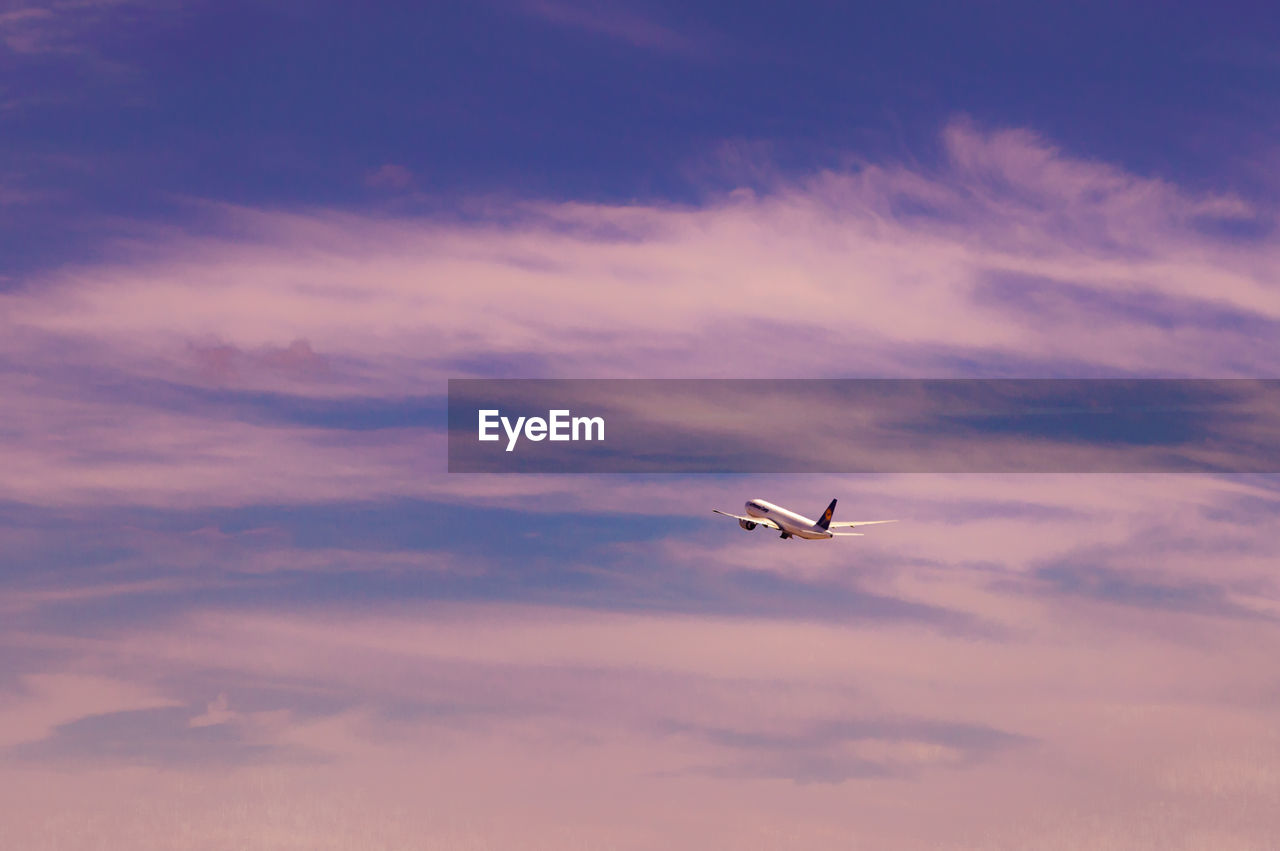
<box><xmin>738</xmin><ymin>519</ymin><xmax>757</xmax><ymax>530</ymax></box>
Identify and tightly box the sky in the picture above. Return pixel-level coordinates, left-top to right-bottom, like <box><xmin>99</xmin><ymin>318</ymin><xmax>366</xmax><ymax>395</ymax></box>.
<box><xmin>2</xmin><ymin>1</ymin><xmax>1280</xmax><ymax>848</ymax></box>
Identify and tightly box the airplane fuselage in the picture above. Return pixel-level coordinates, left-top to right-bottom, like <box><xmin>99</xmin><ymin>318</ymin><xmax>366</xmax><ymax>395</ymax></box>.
<box><xmin>744</xmin><ymin>499</ymin><xmax>833</xmax><ymax>539</ymax></box>
<box><xmin>714</xmin><ymin>497</ymin><xmax>892</xmax><ymax>540</ymax></box>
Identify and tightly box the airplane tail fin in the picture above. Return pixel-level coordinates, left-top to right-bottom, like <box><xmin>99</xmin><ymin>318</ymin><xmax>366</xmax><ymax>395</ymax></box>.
<box><xmin>815</xmin><ymin>498</ymin><xmax>837</xmax><ymax>531</ymax></box>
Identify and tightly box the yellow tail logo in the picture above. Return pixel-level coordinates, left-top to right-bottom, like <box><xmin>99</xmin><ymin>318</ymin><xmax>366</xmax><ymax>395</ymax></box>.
<box><xmin>817</xmin><ymin>499</ymin><xmax>837</xmax><ymax>530</ymax></box>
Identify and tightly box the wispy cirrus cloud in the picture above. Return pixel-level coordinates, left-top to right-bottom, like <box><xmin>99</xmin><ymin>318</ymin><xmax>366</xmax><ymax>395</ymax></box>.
<box><xmin>5</xmin><ymin>120</ymin><xmax>1280</xmax><ymax>848</ymax></box>
<box><xmin>2</xmin><ymin>120</ymin><xmax>1278</xmax><ymax>508</ymax></box>
<box><xmin>519</xmin><ymin>0</ymin><xmax>712</xmax><ymax>54</ymax></box>
<box><xmin>669</xmin><ymin>715</ymin><xmax>1030</xmax><ymax>783</ymax></box>
<box><xmin>0</xmin><ymin>0</ymin><xmax>164</xmax><ymax>56</ymax></box>
<box><xmin>5</xmin><ymin>595</ymin><xmax>1280</xmax><ymax>847</ymax></box>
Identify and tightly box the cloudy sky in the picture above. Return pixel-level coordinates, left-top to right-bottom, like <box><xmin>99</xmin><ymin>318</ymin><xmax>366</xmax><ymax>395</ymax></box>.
<box><xmin>3</xmin><ymin>1</ymin><xmax>1280</xmax><ymax>848</ymax></box>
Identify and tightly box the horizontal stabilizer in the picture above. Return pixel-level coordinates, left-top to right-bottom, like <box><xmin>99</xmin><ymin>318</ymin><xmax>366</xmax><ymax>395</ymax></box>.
<box><xmin>828</xmin><ymin>520</ymin><xmax>897</xmax><ymax>528</ymax></box>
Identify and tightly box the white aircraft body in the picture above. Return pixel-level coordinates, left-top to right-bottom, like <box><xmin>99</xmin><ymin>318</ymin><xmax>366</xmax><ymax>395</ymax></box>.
<box><xmin>713</xmin><ymin>498</ymin><xmax>895</xmax><ymax>540</ymax></box>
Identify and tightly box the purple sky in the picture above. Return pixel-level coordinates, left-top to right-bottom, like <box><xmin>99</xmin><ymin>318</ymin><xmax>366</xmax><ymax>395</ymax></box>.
<box><xmin>3</xmin><ymin>2</ymin><xmax>1280</xmax><ymax>848</ymax></box>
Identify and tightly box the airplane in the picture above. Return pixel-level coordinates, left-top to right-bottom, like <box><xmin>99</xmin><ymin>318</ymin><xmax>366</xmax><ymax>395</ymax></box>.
<box><xmin>713</xmin><ymin>498</ymin><xmax>896</xmax><ymax>540</ymax></box>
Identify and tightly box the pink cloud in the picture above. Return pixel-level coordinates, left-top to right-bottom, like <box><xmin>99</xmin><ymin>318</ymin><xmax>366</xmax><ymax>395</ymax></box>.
<box><xmin>521</xmin><ymin>0</ymin><xmax>708</xmax><ymax>54</ymax></box>
<box><xmin>0</xmin><ymin>673</ymin><xmax>180</xmax><ymax>749</ymax></box>
<box><xmin>1</xmin><ymin>121</ymin><xmax>1275</xmax><ymax>507</ymax></box>
<box><xmin>4</xmin><ymin>596</ymin><xmax>1280</xmax><ymax>847</ymax></box>
<box><xmin>4</xmin><ymin>122</ymin><xmax>1280</xmax><ymax>846</ymax></box>
<box><xmin>363</xmin><ymin>163</ymin><xmax>414</xmax><ymax>191</ymax></box>
<box><xmin>8</xmin><ymin>121</ymin><xmax>1275</xmax><ymax>392</ymax></box>
<box><xmin>187</xmin><ymin>338</ymin><xmax>330</xmax><ymax>385</ymax></box>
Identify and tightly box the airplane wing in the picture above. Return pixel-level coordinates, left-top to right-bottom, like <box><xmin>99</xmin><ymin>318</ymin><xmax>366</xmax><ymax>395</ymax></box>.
<box><xmin>712</xmin><ymin>509</ymin><xmax>781</xmax><ymax>530</ymax></box>
<box><xmin>828</xmin><ymin>520</ymin><xmax>897</xmax><ymax>528</ymax></box>
<box><xmin>829</xmin><ymin>531</ymin><xmax>865</xmax><ymax>536</ymax></box>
